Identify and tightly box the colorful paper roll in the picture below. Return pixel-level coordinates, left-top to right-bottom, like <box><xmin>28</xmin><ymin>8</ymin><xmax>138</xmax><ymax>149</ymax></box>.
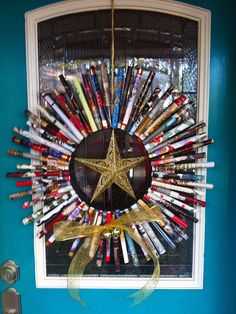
<box><xmin>112</xmin><ymin>68</ymin><xmax>124</xmax><ymax>128</ymax></box>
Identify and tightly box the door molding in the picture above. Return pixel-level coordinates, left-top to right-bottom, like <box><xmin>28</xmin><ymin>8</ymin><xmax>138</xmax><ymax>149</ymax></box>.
<box><xmin>25</xmin><ymin>0</ymin><xmax>211</xmax><ymax>289</ymax></box>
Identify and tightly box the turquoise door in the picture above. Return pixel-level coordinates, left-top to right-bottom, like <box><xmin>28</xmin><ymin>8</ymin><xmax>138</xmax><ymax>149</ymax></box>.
<box><xmin>0</xmin><ymin>0</ymin><xmax>235</xmax><ymax>313</ymax></box>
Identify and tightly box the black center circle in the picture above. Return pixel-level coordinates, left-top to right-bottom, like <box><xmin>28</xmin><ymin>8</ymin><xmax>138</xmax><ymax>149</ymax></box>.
<box><xmin>69</xmin><ymin>128</ymin><xmax>151</xmax><ymax>212</ymax></box>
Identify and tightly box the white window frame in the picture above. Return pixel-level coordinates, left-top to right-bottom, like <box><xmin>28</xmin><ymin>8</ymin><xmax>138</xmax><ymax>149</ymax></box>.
<box><xmin>25</xmin><ymin>0</ymin><xmax>211</xmax><ymax>290</ymax></box>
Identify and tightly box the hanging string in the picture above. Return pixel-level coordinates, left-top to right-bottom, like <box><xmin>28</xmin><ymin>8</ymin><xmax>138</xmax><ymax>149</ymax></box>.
<box><xmin>111</xmin><ymin>0</ymin><xmax>115</xmax><ymax>115</ymax></box>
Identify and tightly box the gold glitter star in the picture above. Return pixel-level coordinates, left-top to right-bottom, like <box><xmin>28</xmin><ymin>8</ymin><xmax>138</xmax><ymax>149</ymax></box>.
<box><xmin>75</xmin><ymin>130</ymin><xmax>145</xmax><ymax>203</ymax></box>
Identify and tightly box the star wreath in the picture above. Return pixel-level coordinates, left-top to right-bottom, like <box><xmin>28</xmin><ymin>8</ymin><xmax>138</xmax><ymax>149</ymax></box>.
<box><xmin>7</xmin><ymin>63</ymin><xmax>214</xmax><ymax>305</ymax></box>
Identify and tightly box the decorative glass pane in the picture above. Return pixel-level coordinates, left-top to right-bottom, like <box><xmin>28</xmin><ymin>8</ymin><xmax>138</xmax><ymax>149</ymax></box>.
<box><xmin>38</xmin><ymin>9</ymin><xmax>198</xmax><ymax>279</ymax></box>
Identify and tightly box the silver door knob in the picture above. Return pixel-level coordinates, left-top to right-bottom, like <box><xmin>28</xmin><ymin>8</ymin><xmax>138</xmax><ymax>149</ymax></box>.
<box><xmin>0</xmin><ymin>260</ymin><xmax>19</xmax><ymax>285</ymax></box>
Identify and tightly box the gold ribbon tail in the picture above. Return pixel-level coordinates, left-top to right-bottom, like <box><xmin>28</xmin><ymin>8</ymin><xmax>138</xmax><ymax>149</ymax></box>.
<box><xmin>122</xmin><ymin>225</ymin><xmax>160</xmax><ymax>307</ymax></box>
<box><xmin>67</xmin><ymin>233</ymin><xmax>100</xmax><ymax>307</ymax></box>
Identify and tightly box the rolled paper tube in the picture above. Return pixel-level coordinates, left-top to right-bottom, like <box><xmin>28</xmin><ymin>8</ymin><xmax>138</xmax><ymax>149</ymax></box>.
<box><xmin>16</xmin><ymin>180</ymin><xmax>42</xmax><ymax>187</ymax></box>
<box><xmin>88</xmin><ymin>207</ymin><xmax>95</xmax><ymax>224</ymax></box>
<box><xmin>94</xmin><ymin>211</ymin><xmax>104</xmax><ymax>267</ymax></box>
<box><xmin>58</xmin><ymin>74</ymin><xmax>79</xmax><ymax>110</ymax></box>
<box><xmin>8</xmin><ymin>149</ymin><xmax>39</xmax><ymax>160</ymax></box>
<box><xmin>151</xmin><ymin>153</ymin><xmax>205</xmax><ymax>166</ymax></box>
<box><xmin>113</xmin><ymin>237</ymin><xmax>121</xmax><ymax>272</ymax></box>
<box><xmin>162</xmin><ymin>223</ymin><xmax>183</xmax><ymax>243</ymax></box>
<box><xmin>149</xmin><ymin>133</ymin><xmax>207</xmax><ymax>158</ymax></box>
<box><xmin>67</xmin><ymin>203</ymin><xmax>86</xmax><ymax>221</ymax></box>
<box><xmin>9</xmin><ymin>187</ymin><xmax>44</xmax><ymax>200</ymax></box>
<box><xmin>22</xmin><ymin>197</ymin><xmax>43</xmax><ymax>208</ymax></box>
<box><xmin>13</xmin><ymin>126</ymin><xmax>73</xmax><ymax>156</ymax></box>
<box><xmin>96</xmin><ymin>238</ymin><xmax>104</xmax><ymax>267</ymax></box>
<box><xmin>68</xmin><ymin>205</ymin><xmax>91</xmax><ymax>255</ymax></box>
<box><xmin>134</xmin><ymin>71</ymin><xmax>156</xmax><ymax>114</ymax></box>
<box><xmin>69</xmin><ymin>238</ymin><xmax>81</xmax><ymax>257</ymax></box>
<box><xmin>38</xmin><ymin>213</ymin><xmax>66</xmax><ymax>238</ymax></box>
<box><xmin>46</xmin><ymin>234</ymin><xmax>56</xmax><ymax>247</ymax></box>
<box><xmin>55</xmin><ymin>92</ymin><xmax>91</xmax><ymax>138</ymax></box>
<box><xmin>7</xmin><ymin>171</ymin><xmax>37</xmax><ymax>178</ymax></box>
<box><xmin>53</xmin><ymin>91</ymin><xmax>88</xmax><ymax>137</ymax></box>
<box><xmin>153</xmin><ymin>161</ymin><xmax>215</xmax><ymax>171</ymax></box>
<box><xmin>123</xmin><ymin>208</ymin><xmax>151</xmax><ymax>261</ymax></box>
<box><xmin>152</xmin><ymin>85</ymin><xmax>177</xmax><ymax>115</ymax></box>
<box><xmin>149</xmin><ymin>190</ymin><xmax>199</xmax><ymax>222</ymax></box>
<box><xmin>51</xmin><ymin>185</ymin><xmax>73</xmax><ymax>196</ymax></box>
<box><xmin>145</xmin><ymin>118</ymin><xmax>195</xmax><ymax>151</ymax></box>
<box><xmin>37</xmin><ymin>105</ymin><xmax>80</xmax><ymax>144</ymax></box>
<box><xmin>102</xmin><ymin>211</ymin><xmax>107</xmax><ymax>225</ymax></box>
<box><xmin>91</xmin><ymin>210</ymin><xmax>99</xmax><ymax>225</ymax></box>
<box><xmin>124</xmin><ymin>232</ymin><xmax>139</xmax><ymax>267</ymax></box>
<box><xmin>137</xmin><ymin>224</ymin><xmax>159</xmax><ymax>257</ymax></box>
<box><xmin>152</xmin><ymin>178</ymin><xmax>214</xmax><ymax>190</ymax></box>
<box><xmin>151</xmin><ymin>222</ymin><xmax>176</xmax><ymax>249</ymax></box>
<box><xmin>148</xmin><ymin>188</ymin><xmax>195</xmax><ymax>213</ymax></box>
<box><xmin>7</xmin><ymin>170</ymin><xmax>69</xmax><ymax>178</ymax></box>
<box><xmin>90</xmin><ymin>66</ymin><xmax>109</xmax><ymax>129</ymax></box>
<box><xmin>143</xmin><ymin>102</ymin><xmax>193</xmax><ymax>144</ymax></box>
<box><xmin>188</xmin><ymin>120</ymin><xmax>206</xmax><ymax>131</ymax></box>
<box><xmin>26</xmin><ymin>121</ymin><xmax>75</xmax><ymax>153</ymax></box>
<box><xmin>129</xmin><ymin>86</ymin><xmax>161</xmax><ymax>135</ymax></box>
<box><xmin>8</xmin><ymin>149</ymin><xmax>68</xmax><ymax>166</ymax></box>
<box><xmin>117</xmin><ymin>65</ymin><xmax>133</xmax><ymax>128</ymax></box>
<box><xmin>150</xmin><ymin>185</ymin><xmax>206</xmax><ymax>207</ymax></box>
<box><xmin>112</xmin><ymin>212</ymin><xmax>121</xmax><ymax>272</ymax></box>
<box><xmin>38</xmin><ymin>196</ymin><xmax>78</xmax><ymax>233</ymax></box>
<box><xmin>151</xmin><ymin>180</ymin><xmax>205</xmax><ymax>196</ymax></box>
<box><xmin>59</xmin><ymin>74</ymin><xmax>92</xmax><ymax>136</ymax></box>
<box><xmin>144</xmin><ymin>95</ymin><xmax>187</xmax><ymax>136</ymax></box>
<box><xmin>115</xmin><ymin>210</ymin><xmax>129</xmax><ymax>264</ymax></box>
<box><xmin>135</xmin><ymin>84</ymin><xmax>175</xmax><ymax>136</ymax></box>
<box><xmin>41</xmin><ymin>192</ymin><xmax>76</xmax><ymax>215</ymax></box>
<box><xmin>95</xmin><ymin>210</ymin><xmax>103</xmax><ymax>226</ymax></box>
<box><xmin>100</xmin><ymin>63</ymin><xmax>112</xmax><ymax>123</ymax></box>
<box><xmin>25</xmin><ymin>109</ymin><xmax>70</xmax><ymax>143</ymax></box>
<box><xmin>19</xmin><ymin>178</ymin><xmax>59</xmax><ymax>186</ymax></box>
<box><xmin>127</xmin><ymin>70</ymin><xmax>156</xmax><ymax>130</ymax></box>
<box><xmin>17</xmin><ymin>177</ymin><xmax>69</xmax><ymax>186</ymax></box>
<box><xmin>72</xmin><ymin>75</ymin><xmax>98</xmax><ymax>132</ymax></box>
<box><xmin>146</xmin><ymin>192</ymin><xmax>188</xmax><ymax>228</ymax></box>
<box><xmin>81</xmin><ymin>73</ymin><xmax>102</xmax><ymax>130</ymax></box>
<box><xmin>149</xmin><ymin>121</ymin><xmax>206</xmax><ymax>153</ymax></box>
<box><xmin>131</xmin><ymin>204</ymin><xmax>162</xmax><ymax>256</ymax></box>
<box><xmin>151</xmin><ymin>171</ymin><xmax>204</xmax><ymax>181</ymax></box>
<box><xmin>40</xmin><ymin>92</ymin><xmax>84</xmax><ymax>141</ymax></box>
<box><xmin>23</xmin><ymin>211</ymin><xmax>43</xmax><ymax>225</ymax></box>
<box><xmin>105</xmin><ymin>211</ymin><xmax>112</xmax><ymax>263</ymax></box>
<box><xmin>142</xmin><ymin>222</ymin><xmax>166</xmax><ymax>255</ymax></box>
<box><xmin>112</xmin><ymin>67</ymin><xmax>124</xmax><ymax>128</ymax></box>
<box><xmin>170</xmin><ymin>222</ymin><xmax>189</xmax><ymax>240</ymax></box>
<box><xmin>158</xmin><ymin>138</ymin><xmax>214</xmax><ymax>159</ymax></box>
<box><xmin>49</xmin><ymin>184</ymin><xmax>72</xmax><ymax>196</ymax></box>
<box><xmin>121</xmin><ymin>68</ymin><xmax>143</xmax><ymax>129</ymax></box>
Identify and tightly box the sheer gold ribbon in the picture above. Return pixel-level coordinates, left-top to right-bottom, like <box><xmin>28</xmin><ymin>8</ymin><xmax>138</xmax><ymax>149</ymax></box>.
<box><xmin>54</xmin><ymin>205</ymin><xmax>164</xmax><ymax>307</ymax></box>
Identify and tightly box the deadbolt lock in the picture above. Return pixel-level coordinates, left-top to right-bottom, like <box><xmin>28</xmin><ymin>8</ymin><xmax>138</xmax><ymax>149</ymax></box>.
<box><xmin>0</xmin><ymin>260</ymin><xmax>19</xmax><ymax>285</ymax></box>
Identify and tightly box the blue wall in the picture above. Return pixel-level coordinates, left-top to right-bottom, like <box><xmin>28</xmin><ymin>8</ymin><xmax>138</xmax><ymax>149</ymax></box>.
<box><xmin>0</xmin><ymin>1</ymin><xmax>235</xmax><ymax>313</ymax></box>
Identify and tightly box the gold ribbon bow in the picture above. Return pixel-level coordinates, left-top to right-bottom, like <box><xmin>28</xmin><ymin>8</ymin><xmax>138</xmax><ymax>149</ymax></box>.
<box><xmin>54</xmin><ymin>204</ymin><xmax>164</xmax><ymax>307</ymax></box>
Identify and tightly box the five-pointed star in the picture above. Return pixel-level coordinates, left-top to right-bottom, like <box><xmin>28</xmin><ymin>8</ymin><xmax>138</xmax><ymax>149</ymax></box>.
<box><xmin>75</xmin><ymin>130</ymin><xmax>145</xmax><ymax>203</ymax></box>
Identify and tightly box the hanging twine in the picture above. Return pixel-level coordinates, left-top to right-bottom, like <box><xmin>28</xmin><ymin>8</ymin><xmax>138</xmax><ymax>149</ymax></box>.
<box><xmin>111</xmin><ymin>0</ymin><xmax>115</xmax><ymax>115</ymax></box>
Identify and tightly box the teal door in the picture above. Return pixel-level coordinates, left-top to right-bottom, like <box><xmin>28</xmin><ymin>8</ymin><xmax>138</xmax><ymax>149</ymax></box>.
<box><xmin>0</xmin><ymin>0</ymin><xmax>235</xmax><ymax>313</ymax></box>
